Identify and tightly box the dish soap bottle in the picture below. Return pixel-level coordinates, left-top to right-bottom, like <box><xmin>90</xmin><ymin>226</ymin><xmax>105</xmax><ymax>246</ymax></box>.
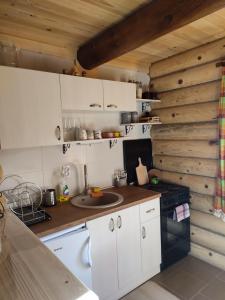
<box><xmin>59</xmin><ymin>165</ymin><xmax>70</xmax><ymax>203</ymax></box>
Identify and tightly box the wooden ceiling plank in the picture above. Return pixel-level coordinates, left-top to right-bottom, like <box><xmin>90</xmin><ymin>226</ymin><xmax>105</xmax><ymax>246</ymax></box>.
<box><xmin>0</xmin><ymin>19</ymin><xmax>77</xmax><ymax>48</ymax></box>
<box><xmin>77</xmin><ymin>0</ymin><xmax>225</xmax><ymax>69</ymax></box>
<box><xmin>0</xmin><ymin>33</ymin><xmax>75</xmax><ymax>59</ymax></box>
<box><xmin>0</xmin><ymin>2</ymin><xmax>96</xmax><ymax>40</ymax></box>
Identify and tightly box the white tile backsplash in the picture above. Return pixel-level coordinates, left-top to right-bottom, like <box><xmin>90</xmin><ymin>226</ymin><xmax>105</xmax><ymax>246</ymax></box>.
<box><xmin>0</xmin><ymin>137</ymin><xmax>125</xmax><ymax>196</ymax></box>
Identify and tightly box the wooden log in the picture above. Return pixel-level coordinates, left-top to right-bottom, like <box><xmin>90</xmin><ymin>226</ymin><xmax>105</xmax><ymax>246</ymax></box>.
<box><xmin>191</xmin><ymin>242</ymin><xmax>225</xmax><ymax>271</ymax></box>
<box><xmin>151</xmin><ymin>122</ymin><xmax>218</xmax><ymax>141</ymax></box>
<box><xmin>151</xmin><ymin>61</ymin><xmax>221</xmax><ymax>92</ymax></box>
<box><xmin>153</xmin><ymin>140</ymin><xmax>218</xmax><ymax>159</ymax></box>
<box><xmin>156</xmin><ymin>170</ymin><xmax>216</xmax><ymax>195</ymax></box>
<box><xmin>152</xmin><ymin>101</ymin><xmax>217</xmax><ymax>124</ymax></box>
<box><xmin>191</xmin><ymin>225</ymin><xmax>225</xmax><ymax>255</ymax></box>
<box><xmin>190</xmin><ymin>192</ymin><xmax>214</xmax><ymax>214</ymax></box>
<box><xmin>191</xmin><ymin>210</ymin><xmax>225</xmax><ymax>236</ymax></box>
<box><xmin>77</xmin><ymin>0</ymin><xmax>225</xmax><ymax>69</ymax></box>
<box><xmin>154</xmin><ymin>155</ymin><xmax>217</xmax><ymax>177</ymax></box>
<box><xmin>151</xmin><ymin>81</ymin><xmax>220</xmax><ymax>109</ymax></box>
<box><xmin>151</xmin><ymin>37</ymin><xmax>225</xmax><ymax>78</ymax></box>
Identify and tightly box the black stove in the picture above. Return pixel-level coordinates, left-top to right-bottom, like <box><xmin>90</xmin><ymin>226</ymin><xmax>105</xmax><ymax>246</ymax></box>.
<box><xmin>141</xmin><ymin>181</ymin><xmax>190</xmax><ymax>271</ymax></box>
<box><xmin>123</xmin><ymin>139</ymin><xmax>190</xmax><ymax>271</ymax></box>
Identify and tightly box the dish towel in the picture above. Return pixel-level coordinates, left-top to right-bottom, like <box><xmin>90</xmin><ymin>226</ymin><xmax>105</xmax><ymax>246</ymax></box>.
<box><xmin>173</xmin><ymin>203</ymin><xmax>190</xmax><ymax>222</ymax></box>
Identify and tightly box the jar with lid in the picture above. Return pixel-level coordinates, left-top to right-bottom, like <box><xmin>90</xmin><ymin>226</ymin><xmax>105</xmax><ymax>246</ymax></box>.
<box><xmin>136</xmin><ymin>82</ymin><xmax>143</xmax><ymax>99</ymax></box>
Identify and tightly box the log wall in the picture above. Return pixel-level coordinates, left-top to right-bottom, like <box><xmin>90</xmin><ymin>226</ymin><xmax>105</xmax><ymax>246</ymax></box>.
<box><xmin>150</xmin><ymin>37</ymin><xmax>225</xmax><ymax>270</ymax></box>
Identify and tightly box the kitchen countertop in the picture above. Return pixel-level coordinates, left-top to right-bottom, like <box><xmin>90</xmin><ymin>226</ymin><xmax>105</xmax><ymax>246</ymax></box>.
<box><xmin>0</xmin><ymin>210</ymin><xmax>98</xmax><ymax>300</ymax></box>
<box><xmin>31</xmin><ymin>186</ymin><xmax>160</xmax><ymax>237</ymax></box>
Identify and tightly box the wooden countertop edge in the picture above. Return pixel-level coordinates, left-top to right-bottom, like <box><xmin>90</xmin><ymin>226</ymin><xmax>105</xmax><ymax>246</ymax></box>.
<box><xmin>35</xmin><ymin>192</ymin><xmax>161</xmax><ymax>237</ymax></box>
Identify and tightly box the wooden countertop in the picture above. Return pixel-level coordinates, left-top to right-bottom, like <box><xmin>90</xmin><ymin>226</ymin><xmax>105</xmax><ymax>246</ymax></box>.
<box><xmin>31</xmin><ymin>186</ymin><xmax>160</xmax><ymax>237</ymax></box>
<box><xmin>0</xmin><ymin>210</ymin><xmax>98</xmax><ymax>300</ymax></box>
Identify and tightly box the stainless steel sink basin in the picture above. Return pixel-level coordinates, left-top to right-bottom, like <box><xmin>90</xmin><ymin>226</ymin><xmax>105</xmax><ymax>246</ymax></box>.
<box><xmin>70</xmin><ymin>192</ymin><xmax>124</xmax><ymax>209</ymax></box>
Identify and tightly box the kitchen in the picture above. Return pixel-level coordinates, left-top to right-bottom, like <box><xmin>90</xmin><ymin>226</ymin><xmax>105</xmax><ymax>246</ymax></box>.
<box><xmin>1</xmin><ymin>1</ymin><xmax>225</xmax><ymax>300</ymax></box>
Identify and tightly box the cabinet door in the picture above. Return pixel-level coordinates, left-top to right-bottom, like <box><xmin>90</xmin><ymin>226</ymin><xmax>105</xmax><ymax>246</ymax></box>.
<box><xmin>0</xmin><ymin>66</ymin><xmax>62</xmax><ymax>149</ymax></box>
<box><xmin>87</xmin><ymin>214</ymin><xmax>118</xmax><ymax>300</ymax></box>
<box><xmin>43</xmin><ymin>229</ymin><xmax>92</xmax><ymax>289</ymax></box>
<box><xmin>102</xmin><ymin>80</ymin><xmax>136</xmax><ymax>112</ymax></box>
<box><xmin>116</xmin><ymin>206</ymin><xmax>141</xmax><ymax>289</ymax></box>
<box><xmin>60</xmin><ymin>75</ymin><xmax>103</xmax><ymax>111</ymax></box>
<box><xmin>141</xmin><ymin>216</ymin><xmax>161</xmax><ymax>276</ymax></box>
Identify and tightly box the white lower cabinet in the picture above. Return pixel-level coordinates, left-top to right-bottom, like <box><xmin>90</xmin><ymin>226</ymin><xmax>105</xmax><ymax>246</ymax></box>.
<box><xmin>87</xmin><ymin>213</ymin><xmax>118</xmax><ymax>300</ymax></box>
<box><xmin>87</xmin><ymin>198</ymin><xmax>161</xmax><ymax>300</ymax></box>
<box><xmin>116</xmin><ymin>206</ymin><xmax>141</xmax><ymax>291</ymax></box>
<box><xmin>140</xmin><ymin>216</ymin><xmax>161</xmax><ymax>277</ymax></box>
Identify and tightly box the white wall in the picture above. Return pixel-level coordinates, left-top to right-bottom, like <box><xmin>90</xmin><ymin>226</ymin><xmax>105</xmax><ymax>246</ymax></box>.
<box><xmin>0</xmin><ymin>113</ymin><xmax>149</xmax><ymax>196</ymax></box>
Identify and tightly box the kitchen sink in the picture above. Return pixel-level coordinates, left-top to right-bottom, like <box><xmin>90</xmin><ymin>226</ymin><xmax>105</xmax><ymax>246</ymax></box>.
<box><xmin>70</xmin><ymin>192</ymin><xmax>124</xmax><ymax>209</ymax></box>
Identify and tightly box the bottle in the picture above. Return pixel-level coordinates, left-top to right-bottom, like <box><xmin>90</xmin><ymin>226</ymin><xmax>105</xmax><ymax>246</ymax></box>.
<box><xmin>137</xmin><ymin>82</ymin><xmax>143</xmax><ymax>99</ymax></box>
<box><xmin>58</xmin><ymin>165</ymin><xmax>70</xmax><ymax>203</ymax></box>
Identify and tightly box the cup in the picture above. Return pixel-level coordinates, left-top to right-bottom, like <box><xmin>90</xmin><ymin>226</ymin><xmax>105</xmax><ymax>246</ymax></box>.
<box><xmin>131</xmin><ymin>112</ymin><xmax>139</xmax><ymax>123</ymax></box>
<box><xmin>79</xmin><ymin>129</ymin><xmax>87</xmax><ymax>140</ymax></box>
<box><xmin>94</xmin><ymin>130</ymin><xmax>102</xmax><ymax>139</ymax></box>
<box><xmin>43</xmin><ymin>189</ymin><xmax>57</xmax><ymax>207</ymax></box>
<box><xmin>121</xmin><ymin>112</ymin><xmax>131</xmax><ymax>124</ymax></box>
<box><xmin>87</xmin><ymin>130</ymin><xmax>94</xmax><ymax>140</ymax></box>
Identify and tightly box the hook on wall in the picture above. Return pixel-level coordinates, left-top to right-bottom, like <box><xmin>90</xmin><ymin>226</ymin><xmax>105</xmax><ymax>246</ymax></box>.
<box><xmin>109</xmin><ymin>139</ymin><xmax>118</xmax><ymax>149</ymax></box>
<box><xmin>142</xmin><ymin>124</ymin><xmax>151</xmax><ymax>134</ymax></box>
<box><xmin>62</xmin><ymin>143</ymin><xmax>71</xmax><ymax>154</ymax></box>
<box><xmin>125</xmin><ymin>125</ymin><xmax>134</xmax><ymax>135</ymax></box>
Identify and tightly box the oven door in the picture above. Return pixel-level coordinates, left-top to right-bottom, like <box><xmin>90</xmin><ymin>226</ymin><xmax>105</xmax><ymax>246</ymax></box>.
<box><xmin>161</xmin><ymin>206</ymin><xmax>190</xmax><ymax>269</ymax></box>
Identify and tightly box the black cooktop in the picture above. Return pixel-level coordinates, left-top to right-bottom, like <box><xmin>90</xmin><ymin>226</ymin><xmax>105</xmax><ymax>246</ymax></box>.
<box><xmin>143</xmin><ymin>181</ymin><xmax>188</xmax><ymax>195</ymax></box>
<box><xmin>141</xmin><ymin>181</ymin><xmax>190</xmax><ymax>208</ymax></box>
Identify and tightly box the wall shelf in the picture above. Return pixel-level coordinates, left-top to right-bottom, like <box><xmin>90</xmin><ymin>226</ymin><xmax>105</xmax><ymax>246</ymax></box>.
<box><xmin>62</xmin><ymin>136</ymin><xmax>134</xmax><ymax>152</ymax></box>
<box><xmin>121</xmin><ymin>122</ymin><xmax>162</xmax><ymax>126</ymax></box>
<box><xmin>136</xmin><ymin>98</ymin><xmax>161</xmax><ymax>103</ymax></box>
<box><xmin>121</xmin><ymin>122</ymin><xmax>162</xmax><ymax>135</ymax></box>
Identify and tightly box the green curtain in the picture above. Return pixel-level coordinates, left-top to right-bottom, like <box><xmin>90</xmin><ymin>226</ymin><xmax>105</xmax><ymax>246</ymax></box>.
<box><xmin>214</xmin><ymin>68</ymin><xmax>225</xmax><ymax>222</ymax></box>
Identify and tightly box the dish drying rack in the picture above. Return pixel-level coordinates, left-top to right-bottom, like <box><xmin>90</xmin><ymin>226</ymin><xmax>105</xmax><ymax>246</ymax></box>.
<box><xmin>0</xmin><ymin>175</ymin><xmax>51</xmax><ymax>226</ymax></box>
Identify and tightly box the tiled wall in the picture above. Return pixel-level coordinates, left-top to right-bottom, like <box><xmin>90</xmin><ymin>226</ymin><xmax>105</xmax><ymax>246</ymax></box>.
<box><xmin>0</xmin><ymin>106</ymin><xmax>150</xmax><ymax>197</ymax></box>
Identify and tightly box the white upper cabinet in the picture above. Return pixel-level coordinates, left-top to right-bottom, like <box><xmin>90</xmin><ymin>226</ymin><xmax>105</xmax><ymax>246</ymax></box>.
<box><xmin>0</xmin><ymin>66</ymin><xmax>63</xmax><ymax>150</ymax></box>
<box><xmin>60</xmin><ymin>75</ymin><xmax>104</xmax><ymax>111</ymax></box>
<box><xmin>102</xmin><ymin>80</ymin><xmax>136</xmax><ymax>112</ymax></box>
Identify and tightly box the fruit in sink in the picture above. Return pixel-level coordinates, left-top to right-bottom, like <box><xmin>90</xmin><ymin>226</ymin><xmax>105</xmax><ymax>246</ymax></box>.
<box><xmin>91</xmin><ymin>187</ymin><xmax>103</xmax><ymax>198</ymax></box>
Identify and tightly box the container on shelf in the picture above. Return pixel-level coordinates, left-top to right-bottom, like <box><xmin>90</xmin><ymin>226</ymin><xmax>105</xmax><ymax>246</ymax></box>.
<box><xmin>131</xmin><ymin>111</ymin><xmax>139</xmax><ymax>123</ymax></box>
<box><xmin>136</xmin><ymin>82</ymin><xmax>143</xmax><ymax>99</ymax></box>
<box><xmin>121</xmin><ymin>112</ymin><xmax>131</xmax><ymax>124</ymax></box>
<box><xmin>94</xmin><ymin>130</ymin><xmax>102</xmax><ymax>139</ymax></box>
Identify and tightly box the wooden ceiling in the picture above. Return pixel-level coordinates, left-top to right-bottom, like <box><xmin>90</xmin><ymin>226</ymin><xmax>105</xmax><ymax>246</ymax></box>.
<box><xmin>1</xmin><ymin>0</ymin><xmax>225</xmax><ymax>72</ymax></box>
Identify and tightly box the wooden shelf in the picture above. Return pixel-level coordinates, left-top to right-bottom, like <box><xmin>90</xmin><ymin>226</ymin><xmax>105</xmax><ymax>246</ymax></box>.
<box><xmin>136</xmin><ymin>98</ymin><xmax>161</xmax><ymax>103</ymax></box>
<box><xmin>63</xmin><ymin>136</ymin><xmax>133</xmax><ymax>146</ymax></box>
<box><xmin>121</xmin><ymin>122</ymin><xmax>162</xmax><ymax>126</ymax></box>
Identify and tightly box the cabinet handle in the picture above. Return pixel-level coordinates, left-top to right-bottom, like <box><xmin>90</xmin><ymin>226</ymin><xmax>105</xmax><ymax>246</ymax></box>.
<box><xmin>89</xmin><ymin>103</ymin><xmax>102</xmax><ymax>108</ymax></box>
<box><xmin>117</xmin><ymin>215</ymin><xmax>122</xmax><ymax>229</ymax></box>
<box><xmin>142</xmin><ymin>226</ymin><xmax>146</xmax><ymax>239</ymax></box>
<box><xmin>107</xmin><ymin>104</ymin><xmax>118</xmax><ymax>108</ymax></box>
<box><xmin>109</xmin><ymin>218</ymin><xmax>115</xmax><ymax>232</ymax></box>
<box><xmin>56</xmin><ymin>125</ymin><xmax>61</xmax><ymax>141</ymax></box>
<box><xmin>87</xmin><ymin>236</ymin><xmax>92</xmax><ymax>268</ymax></box>
<box><xmin>146</xmin><ymin>208</ymin><xmax>155</xmax><ymax>214</ymax></box>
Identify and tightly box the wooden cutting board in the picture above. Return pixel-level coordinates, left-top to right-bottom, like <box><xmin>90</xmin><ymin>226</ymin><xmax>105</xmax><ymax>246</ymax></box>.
<box><xmin>136</xmin><ymin>157</ymin><xmax>149</xmax><ymax>185</ymax></box>
<box><xmin>0</xmin><ymin>165</ymin><xmax>3</xmax><ymax>181</ymax></box>
<box><xmin>0</xmin><ymin>165</ymin><xmax>5</xmax><ymax>205</ymax></box>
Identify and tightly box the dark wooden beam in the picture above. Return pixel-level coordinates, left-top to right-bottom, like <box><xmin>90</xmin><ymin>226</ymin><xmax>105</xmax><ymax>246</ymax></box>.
<box><xmin>77</xmin><ymin>0</ymin><xmax>225</xmax><ymax>69</ymax></box>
